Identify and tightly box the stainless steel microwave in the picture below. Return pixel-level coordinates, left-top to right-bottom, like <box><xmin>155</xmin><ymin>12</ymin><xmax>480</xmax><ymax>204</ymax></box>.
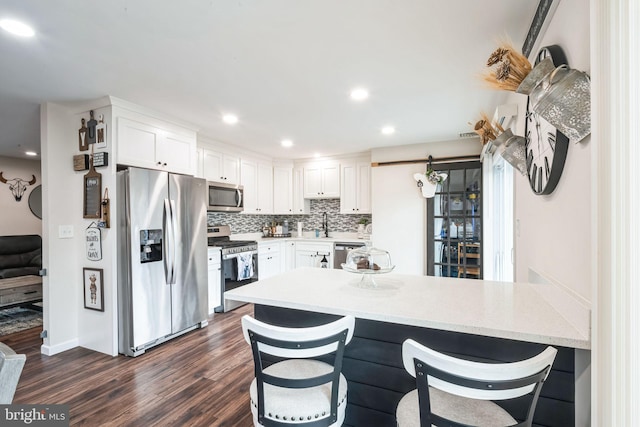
<box><xmin>207</xmin><ymin>182</ymin><xmax>244</xmax><ymax>212</ymax></box>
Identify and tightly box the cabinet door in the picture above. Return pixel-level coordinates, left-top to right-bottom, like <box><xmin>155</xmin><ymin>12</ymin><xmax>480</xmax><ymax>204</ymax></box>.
<box><xmin>321</xmin><ymin>164</ymin><xmax>340</xmax><ymax>197</ymax></box>
<box><xmin>204</xmin><ymin>150</ymin><xmax>240</xmax><ymax>184</ymax></box>
<box><xmin>273</xmin><ymin>167</ymin><xmax>293</xmax><ymax>214</ymax></box>
<box><xmin>340</xmin><ymin>162</ymin><xmax>371</xmax><ymax>214</ymax></box>
<box><xmin>257</xmin><ymin>162</ymin><xmax>273</xmax><ymax>214</ymax></box>
<box><xmin>117</xmin><ymin>118</ymin><xmax>161</xmax><ymax>170</ymax></box>
<box><xmin>195</xmin><ymin>148</ymin><xmax>204</xmax><ymax>179</ymax></box>
<box><xmin>259</xmin><ymin>248</ymin><xmax>281</xmax><ymax>279</ymax></box>
<box><xmin>159</xmin><ymin>132</ymin><xmax>195</xmax><ymax>175</ymax></box>
<box><xmin>293</xmin><ymin>168</ymin><xmax>310</xmax><ymax>214</ymax></box>
<box><xmin>303</xmin><ymin>166</ymin><xmax>322</xmax><ymax>198</ymax></box>
<box><xmin>223</xmin><ymin>154</ymin><xmax>240</xmax><ymax>185</ymax></box>
<box><xmin>203</xmin><ymin>150</ymin><xmax>224</xmax><ymax>182</ymax></box>
<box><xmin>295</xmin><ymin>250</ymin><xmax>318</xmax><ymax>268</ymax></box>
<box><xmin>284</xmin><ymin>241</ymin><xmax>296</xmax><ymax>271</ymax></box>
<box><xmin>243</xmin><ymin>160</ymin><xmax>273</xmax><ymax>214</ymax></box>
<box><xmin>295</xmin><ymin>243</ymin><xmax>333</xmax><ymax>268</ymax></box>
<box><xmin>241</xmin><ymin>159</ymin><xmax>259</xmax><ymax>213</ymax></box>
<box><xmin>340</xmin><ymin>163</ymin><xmax>358</xmax><ymax>213</ymax></box>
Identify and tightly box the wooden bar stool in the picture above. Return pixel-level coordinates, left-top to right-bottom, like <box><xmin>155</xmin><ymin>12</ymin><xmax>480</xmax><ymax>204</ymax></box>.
<box><xmin>396</xmin><ymin>339</ymin><xmax>557</xmax><ymax>427</ymax></box>
<box><xmin>242</xmin><ymin>315</ymin><xmax>355</xmax><ymax>427</ymax></box>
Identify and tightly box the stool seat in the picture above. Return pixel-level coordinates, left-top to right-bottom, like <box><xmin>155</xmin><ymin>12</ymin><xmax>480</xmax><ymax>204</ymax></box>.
<box><xmin>396</xmin><ymin>339</ymin><xmax>557</xmax><ymax>427</ymax></box>
<box><xmin>250</xmin><ymin>359</ymin><xmax>347</xmax><ymax>426</ymax></box>
<box><xmin>242</xmin><ymin>314</ymin><xmax>355</xmax><ymax>427</ymax></box>
<box><xmin>396</xmin><ymin>388</ymin><xmax>516</xmax><ymax>427</ymax></box>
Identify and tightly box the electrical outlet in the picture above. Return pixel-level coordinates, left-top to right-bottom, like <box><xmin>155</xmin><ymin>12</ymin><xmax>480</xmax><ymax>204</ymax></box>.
<box><xmin>59</xmin><ymin>225</ymin><xmax>74</xmax><ymax>238</ymax></box>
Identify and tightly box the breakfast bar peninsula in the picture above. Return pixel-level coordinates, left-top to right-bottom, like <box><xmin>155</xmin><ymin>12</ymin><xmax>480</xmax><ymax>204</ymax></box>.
<box><xmin>225</xmin><ymin>267</ymin><xmax>590</xmax><ymax>427</ymax></box>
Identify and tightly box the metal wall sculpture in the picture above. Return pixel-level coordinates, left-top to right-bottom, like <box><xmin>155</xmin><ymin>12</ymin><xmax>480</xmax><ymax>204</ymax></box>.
<box><xmin>0</xmin><ymin>172</ymin><xmax>37</xmax><ymax>202</ymax></box>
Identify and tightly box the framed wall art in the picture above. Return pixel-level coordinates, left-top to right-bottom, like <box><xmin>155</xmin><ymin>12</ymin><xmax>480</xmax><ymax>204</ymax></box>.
<box><xmin>83</xmin><ymin>267</ymin><xmax>104</xmax><ymax>311</ymax></box>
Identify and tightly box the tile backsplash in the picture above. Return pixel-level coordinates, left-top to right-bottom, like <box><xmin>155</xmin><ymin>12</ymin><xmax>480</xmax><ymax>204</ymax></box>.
<box><xmin>207</xmin><ymin>199</ymin><xmax>371</xmax><ymax>234</ymax></box>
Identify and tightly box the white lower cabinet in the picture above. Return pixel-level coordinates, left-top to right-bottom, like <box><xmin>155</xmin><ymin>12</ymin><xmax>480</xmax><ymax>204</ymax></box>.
<box><xmin>284</xmin><ymin>240</ymin><xmax>296</xmax><ymax>271</ymax></box>
<box><xmin>207</xmin><ymin>247</ymin><xmax>222</xmax><ymax>314</ymax></box>
<box><xmin>258</xmin><ymin>241</ymin><xmax>282</xmax><ymax>280</ymax></box>
<box><xmin>294</xmin><ymin>241</ymin><xmax>333</xmax><ymax>269</ymax></box>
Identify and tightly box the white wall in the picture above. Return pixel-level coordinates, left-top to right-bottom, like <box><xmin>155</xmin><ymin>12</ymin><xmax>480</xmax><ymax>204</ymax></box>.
<box><xmin>40</xmin><ymin>100</ymin><xmax>117</xmax><ymax>356</ymax></box>
<box><xmin>0</xmin><ymin>156</ymin><xmax>42</xmax><ymax>236</ymax></box>
<box><xmin>371</xmin><ymin>139</ymin><xmax>482</xmax><ymax>275</ymax></box>
<box><xmin>40</xmin><ymin>102</ymin><xmax>81</xmax><ymax>354</ymax></box>
<box><xmin>513</xmin><ymin>0</ymin><xmax>591</xmax><ymax>302</ymax></box>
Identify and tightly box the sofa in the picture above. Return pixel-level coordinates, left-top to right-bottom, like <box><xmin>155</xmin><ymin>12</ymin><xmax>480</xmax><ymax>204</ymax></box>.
<box><xmin>0</xmin><ymin>235</ymin><xmax>42</xmax><ymax>279</ymax></box>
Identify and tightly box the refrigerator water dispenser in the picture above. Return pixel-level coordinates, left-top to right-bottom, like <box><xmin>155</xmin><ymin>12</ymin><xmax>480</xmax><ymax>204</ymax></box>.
<box><xmin>140</xmin><ymin>229</ymin><xmax>163</xmax><ymax>263</ymax></box>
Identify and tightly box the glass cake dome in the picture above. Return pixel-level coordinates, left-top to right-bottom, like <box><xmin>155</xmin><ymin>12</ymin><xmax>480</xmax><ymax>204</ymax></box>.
<box><xmin>342</xmin><ymin>245</ymin><xmax>394</xmax><ymax>273</ymax></box>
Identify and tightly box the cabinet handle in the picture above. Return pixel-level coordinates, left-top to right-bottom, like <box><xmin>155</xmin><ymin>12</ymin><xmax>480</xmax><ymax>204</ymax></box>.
<box><xmin>157</xmin><ymin>161</ymin><xmax>162</xmax><ymax>165</ymax></box>
<box><xmin>163</xmin><ymin>162</ymin><xmax>167</xmax><ymax>166</ymax></box>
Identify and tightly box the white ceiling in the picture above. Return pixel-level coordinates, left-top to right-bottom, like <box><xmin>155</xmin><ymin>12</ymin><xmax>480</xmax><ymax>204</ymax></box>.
<box><xmin>0</xmin><ymin>1</ymin><xmax>539</xmax><ymax>160</ymax></box>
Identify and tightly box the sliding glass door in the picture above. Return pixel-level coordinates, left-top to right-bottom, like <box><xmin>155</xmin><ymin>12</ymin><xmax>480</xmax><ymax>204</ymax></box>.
<box><xmin>427</xmin><ymin>161</ymin><xmax>483</xmax><ymax>279</ymax></box>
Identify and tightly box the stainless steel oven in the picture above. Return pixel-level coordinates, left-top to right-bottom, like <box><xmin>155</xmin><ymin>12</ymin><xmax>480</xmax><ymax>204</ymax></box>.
<box><xmin>208</xmin><ymin>225</ymin><xmax>258</xmax><ymax>312</ymax></box>
<box><xmin>207</xmin><ymin>182</ymin><xmax>244</xmax><ymax>212</ymax></box>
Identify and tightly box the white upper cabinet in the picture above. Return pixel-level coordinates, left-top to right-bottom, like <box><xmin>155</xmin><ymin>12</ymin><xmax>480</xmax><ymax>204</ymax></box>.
<box><xmin>203</xmin><ymin>149</ymin><xmax>240</xmax><ymax>184</ymax></box>
<box><xmin>340</xmin><ymin>161</ymin><xmax>371</xmax><ymax>214</ymax></box>
<box><xmin>195</xmin><ymin>147</ymin><xmax>204</xmax><ymax>178</ymax></box>
<box><xmin>293</xmin><ymin>167</ymin><xmax>310</xmax><ymax>214</ymax></box>
<box><xmin>241</xmin><ymin>159</ymin><xmax>273</xmax><ymax>214</ymax></box>
<box><xmin>303</xmin><ymin>162</ymin><xmax>340</xmax><ymax>198</ymax></box>
<box><xmin>117</xmin><ymin>117</ymin><xmax>196</xmax><ymax>175</ymax></box>
<box><xmin>273</xmin><ymin>166</ymin><xmax>294</xmax><ymax>214</ymax></box>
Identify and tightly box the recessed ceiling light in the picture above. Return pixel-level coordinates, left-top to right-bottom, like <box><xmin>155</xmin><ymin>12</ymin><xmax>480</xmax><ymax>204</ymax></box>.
<box><xmin>281</xmin><ymin>139</ymin><xmax>293</xmax><ymax>147</ymax></box>
<box><xmin>0</xmin><ymin>19</ymin><xmax>35</xmax><ymax>37</ymax></box>
<box><xmin>350</xmin><ymin>87</ymin><xmax>369</xmax><ymax>101</ymax></box>
<box><xmin>25</xmin><ymin>151</ymin><xmax>38</xmax><ymax>156</ymax></box>
<box><xmin>381</xmin><ymin>126</ymin><xmax>395</xmax><ymax>135</ymax></box>
<box><xmin>222</xmin><ymin>114</ymin><xmax>238</xmax><ymax>125</ymax></box>
<box><xmin>314</xmin><ymin>153</ymin><xmax>321</xmax><ymax>158</ymax></box>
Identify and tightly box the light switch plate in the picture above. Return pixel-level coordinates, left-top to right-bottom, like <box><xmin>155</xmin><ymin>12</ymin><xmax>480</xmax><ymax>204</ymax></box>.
<box><xmin>59</xmin><ymin>225</ymin><xmax>74</xmax><ymax>238</ymax></box>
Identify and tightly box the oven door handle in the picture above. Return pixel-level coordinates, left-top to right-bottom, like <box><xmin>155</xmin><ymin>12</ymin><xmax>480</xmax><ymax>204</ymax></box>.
<box><xmin>222</xmin><ymin>249</ymin><xmax>258</xmax><ymax>260</ymax></box>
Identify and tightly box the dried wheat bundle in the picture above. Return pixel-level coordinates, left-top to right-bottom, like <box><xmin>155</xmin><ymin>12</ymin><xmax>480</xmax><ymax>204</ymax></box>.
<box><xmin>471</xmin><ymin>113</ymin><xmax>504</xmax><ymax>145</ymax></box>
<box><xmin>483</xmin><ymin>43</ymin><xmax>532</xmax><ymax>91</ymax></box>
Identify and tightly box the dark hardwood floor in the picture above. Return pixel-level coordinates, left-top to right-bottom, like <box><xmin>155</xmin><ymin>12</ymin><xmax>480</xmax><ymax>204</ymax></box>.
<box><xmin>0</xmin><ymin>304</ymin><xmax>255</xmax><ymax>426</ymax></box>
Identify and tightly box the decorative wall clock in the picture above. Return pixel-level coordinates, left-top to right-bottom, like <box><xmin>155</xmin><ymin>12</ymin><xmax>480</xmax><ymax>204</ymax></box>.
<box><xmin>525</xmin><ymin>45</ymin><xmax>569</xmax><ymax>195</ymax></box>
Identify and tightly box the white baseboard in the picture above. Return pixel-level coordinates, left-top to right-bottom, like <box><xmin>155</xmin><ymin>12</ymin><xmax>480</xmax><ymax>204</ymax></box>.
<box><xmin>41</xmin><ymin>338</ymin><xmax>79</xmax><ymax>356</ymax></box>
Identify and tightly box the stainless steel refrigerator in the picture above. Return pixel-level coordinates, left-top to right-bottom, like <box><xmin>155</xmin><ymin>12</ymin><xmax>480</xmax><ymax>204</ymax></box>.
<box><xmin>117</xmin><ymin>167</ymin><xmax>208</xmax><ymax>357</ymax></box>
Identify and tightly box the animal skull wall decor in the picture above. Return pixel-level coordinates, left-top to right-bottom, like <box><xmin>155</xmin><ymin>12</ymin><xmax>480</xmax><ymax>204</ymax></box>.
<box><xmin>0</xmin><ymin>172</ymin><xmax>37</xmax><ymax>202</ymax></box>
<box><xmin>413</xmin><ymin>171</ymin><xmax>447</xmax><ymax>198</ymax></box>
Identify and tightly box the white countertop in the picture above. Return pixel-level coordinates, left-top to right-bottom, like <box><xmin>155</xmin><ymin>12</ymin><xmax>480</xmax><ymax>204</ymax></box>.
<box><xmin>232</xmin><ymin>232</ymin><xmax>369</xmax><ymax>243</ymax></box>
<box><xmin>225</xmin><ymin>267</ymin><xmax>591</xmax><ymax>350</ymax></box>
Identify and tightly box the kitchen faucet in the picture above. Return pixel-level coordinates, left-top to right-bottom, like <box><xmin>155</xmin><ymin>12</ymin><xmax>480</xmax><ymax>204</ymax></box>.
<box><xmin>322</xmin><ymin>212</ymin><xmax>328</xmax><ymax>237</ymax></box>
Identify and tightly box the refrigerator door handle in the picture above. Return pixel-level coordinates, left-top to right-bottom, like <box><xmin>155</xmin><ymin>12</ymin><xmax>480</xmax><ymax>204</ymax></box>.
<box><xmin>169</xmin><ymin>199</ymin><xmax>178</xmax><ymax>284</ymax></box>
<box><xmin>163</xmin><ymin>199</ymin><xmax>176</xmax><ymax>285</ymax></box>
<box><xmin>236</xmin><ymin>189</ymin><xmax>242</xmax><ymax>208</ymax></box>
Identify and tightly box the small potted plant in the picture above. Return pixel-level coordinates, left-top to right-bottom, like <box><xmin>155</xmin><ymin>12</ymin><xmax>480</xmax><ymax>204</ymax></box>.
<box><xmin>413</xmin><ymin>166</ymin><xmax>447</xmax><ymax>198</ymax></box>
<box><xmin>357</xmin><ymin>218</ymin><xmax>369</xmax><ymax>238</ymax></box>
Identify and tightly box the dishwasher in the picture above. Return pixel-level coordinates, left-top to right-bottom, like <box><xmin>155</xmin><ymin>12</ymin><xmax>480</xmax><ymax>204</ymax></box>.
<box><xmin>333</xmin><ymin>242</ymin><xmax>366</xmax><ymax>269</ymax></box>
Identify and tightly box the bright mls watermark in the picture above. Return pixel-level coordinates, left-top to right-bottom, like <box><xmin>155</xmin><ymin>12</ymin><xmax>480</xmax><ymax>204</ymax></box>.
<box><xmin>0</xmin><ymin>405</ymin><xmax>69</xmax><ymax>426</ymax></box>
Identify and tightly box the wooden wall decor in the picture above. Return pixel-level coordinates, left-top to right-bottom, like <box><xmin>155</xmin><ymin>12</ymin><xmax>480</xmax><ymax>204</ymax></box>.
<box><xmin>83</xmin><ymin>157</ymin><xmax>102</xmax><ymax>219</ymax></box>
<box><xmin>79</xmin><ymin>118</ymin><xmax>88</xmax><ymax>151</ymax></box>
<box><xmin>95</xmin><ymin>114</ymin><xmax>107</xmax><ymax>149</ymax></box>
<box><xmin>86</xmin><ymin>110</ymin><xmax>97</xmax><ymax>145</ymax></box>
